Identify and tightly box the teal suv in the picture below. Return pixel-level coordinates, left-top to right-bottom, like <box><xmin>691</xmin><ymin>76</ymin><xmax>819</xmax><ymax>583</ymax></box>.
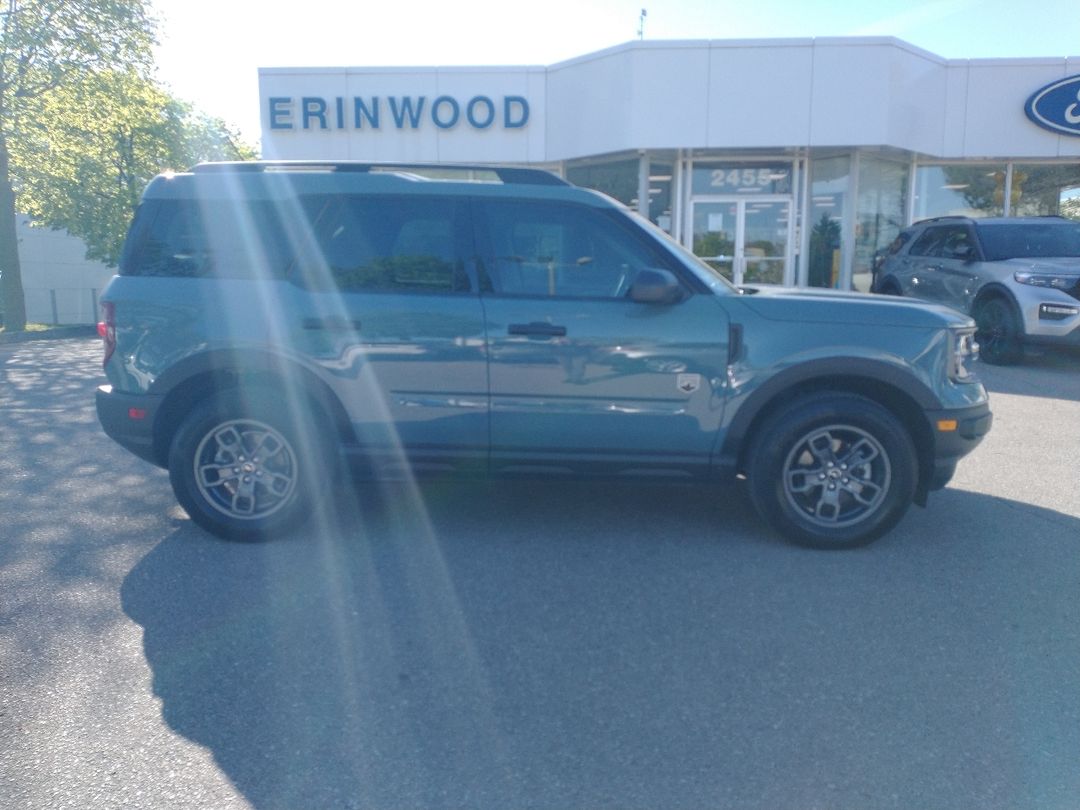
<box><xmin>96</xmin><ymin>162</ymin><xmax>991</xmax><ymax>549</ymax></box>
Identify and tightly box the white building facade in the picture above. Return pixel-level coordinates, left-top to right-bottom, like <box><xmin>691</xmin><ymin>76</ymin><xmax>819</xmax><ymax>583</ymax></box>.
<box><xmin>259</xmin><ymin>37</ymin><xmax>1080</xmax><ymax>291</ymax></box>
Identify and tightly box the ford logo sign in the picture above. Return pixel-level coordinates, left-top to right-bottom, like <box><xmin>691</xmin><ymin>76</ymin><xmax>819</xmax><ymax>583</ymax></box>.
<box><xmin>1025</xmin><ymin>75</ymin><xmax>1080</xmax><ymax>136</ymax></box>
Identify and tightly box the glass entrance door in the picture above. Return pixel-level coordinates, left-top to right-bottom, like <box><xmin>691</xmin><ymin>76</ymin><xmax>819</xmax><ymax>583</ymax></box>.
<box><xmin>689</xmin><ymin>198</ymin><xmax>792</xmax><ymax>285</ymax></box>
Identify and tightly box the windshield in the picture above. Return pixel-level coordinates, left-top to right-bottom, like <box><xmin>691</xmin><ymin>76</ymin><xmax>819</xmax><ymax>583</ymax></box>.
<box><xmin>977</xmin><ymin>221</ymin><xmax>1080</xmax><ymax>260</ymax></box>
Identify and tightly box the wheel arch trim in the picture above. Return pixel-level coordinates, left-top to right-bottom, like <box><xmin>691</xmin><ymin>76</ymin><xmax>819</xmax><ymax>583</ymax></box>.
<box><xmin>147</xmin><ymin>349</ymin><xmax>353</xmax><ymax>467</ymax></box>
<box><xmin>715</xmin><ymin>358</ymin><xmax>940</xmax><ymax>477</ymax></box>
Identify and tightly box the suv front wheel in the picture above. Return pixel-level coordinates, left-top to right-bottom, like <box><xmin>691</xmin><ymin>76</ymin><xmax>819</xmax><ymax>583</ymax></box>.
<box><xmin>973</xmin><ymin>296</ymin><xmax>1023</xmax><ymax>365</ymax></box>
<box><xmin>748</xmin><ymin>393</ymin><xmax>918</xmax><ymax>549</ymax></box>
<box><xmin>168</xmin><ymin>389</ymin><xmax>332</xmax><ymax>540</ymax></box>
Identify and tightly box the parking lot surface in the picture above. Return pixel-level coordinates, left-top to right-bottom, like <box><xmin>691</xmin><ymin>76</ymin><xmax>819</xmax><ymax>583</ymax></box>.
<box><xmin>1</xmin><ymin>338</ymin><xmax>1079</xmax><ymax>810</ymax></box>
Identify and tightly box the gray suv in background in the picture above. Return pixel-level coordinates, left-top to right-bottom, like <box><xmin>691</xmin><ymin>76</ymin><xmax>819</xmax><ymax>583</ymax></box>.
<box><xmin>873</xmin><ymin>216</ymin><xmax>1080</xmax><ymax>364</ymax></box>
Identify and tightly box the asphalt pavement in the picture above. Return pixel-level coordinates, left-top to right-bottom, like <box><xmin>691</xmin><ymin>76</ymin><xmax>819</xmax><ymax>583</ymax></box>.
<box><xmin>1</xmin><ymin>337</ymin><xmax>1078</xmax><ymax>810</ymax></box>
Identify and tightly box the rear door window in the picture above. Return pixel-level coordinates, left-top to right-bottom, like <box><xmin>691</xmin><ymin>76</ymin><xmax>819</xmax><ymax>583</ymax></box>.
<box><xmin>289</xmin><ymin>195</ymin><xmax>472</xmax><ymax>294</ymax></box>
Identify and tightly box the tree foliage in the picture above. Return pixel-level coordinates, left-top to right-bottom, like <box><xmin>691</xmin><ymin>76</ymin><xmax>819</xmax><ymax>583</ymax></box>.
<box><xmin>0</xmin><ymin>0</ymin><xmax>156</xmax><ymax>329</ymax></box>
<box><xmin>13</xmin><ymin>70</ymin><xmax>255</xmax><ymax>266</ymax></box>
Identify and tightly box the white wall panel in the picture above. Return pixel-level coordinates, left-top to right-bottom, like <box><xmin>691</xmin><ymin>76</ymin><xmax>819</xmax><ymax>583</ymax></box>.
<box><xmin>809</xmin><ymin>41</ymin><xmax>894</xmax><ymax>147</ymax></box>
<box><xmin>705</xmin><ymin>40</ymin><xmax>813</xmax><ymax>148</ymax></box>
<box><xmin>963</xmin><ymin>60</ymin><xmax>1068</xmax><ymax>158</ymax></box>
<box><xmin>545</xmin><ymin>48</ymin><xmax>635</xmax><ymax>159</ymax></box>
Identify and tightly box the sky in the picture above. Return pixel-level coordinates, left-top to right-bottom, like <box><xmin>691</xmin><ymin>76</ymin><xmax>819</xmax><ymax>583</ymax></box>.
<box><xmin>151</xmin><ymin>0</ymin><xmax>1080</xmax><ymax>148</ymax></box>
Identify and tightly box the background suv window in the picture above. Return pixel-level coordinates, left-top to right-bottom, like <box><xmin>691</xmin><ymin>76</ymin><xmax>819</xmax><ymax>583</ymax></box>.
<box><xmin>977</xmin><ymin>222</ymin><xmax>1080</xmax><ymax>260</ymax></box>
<box><xmin>937</xmin><ymin>226</ymin><xmax>975</xmax><ymax>259</ymax></box>
<box><xmin>908</xmin><ymin>226</ymin><xmax>946</xmax><ymax>257</ymax></box>
<box><xmin>908</xmin><ymin>224</ymin><xmax>973</xmax><ymax>259</ymax></box>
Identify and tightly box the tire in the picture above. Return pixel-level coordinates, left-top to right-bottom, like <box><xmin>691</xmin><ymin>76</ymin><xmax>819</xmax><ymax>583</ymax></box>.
<box><xmin>876</xmin><ymin>279</ymin><xmax>902</xmax><ymax>296</ymax></box>
<box><xmin>167</xmin><ymin>388</ymin><xmax>334</xmax><ymax>541</ymax></box>
<box><xmin>747</xmin><ymin>393</ymin><xmax>918</xmax><ymax>550</ymax></box>
<box><xmin>974</xmin><ymin>296</ymin><xmax>1023</xmax><ymax>365</ymax></box>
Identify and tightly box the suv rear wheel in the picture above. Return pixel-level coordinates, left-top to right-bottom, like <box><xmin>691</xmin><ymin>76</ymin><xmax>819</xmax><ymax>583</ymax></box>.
<box><xmin>748</xmin><ymin>393</ymin><xmax>917</xmax><ymax>549</ymax></box>
<box><xmin>168</xmin><ymin>389</ymin><xmax>333</xmax><ymax>540</ymax></box>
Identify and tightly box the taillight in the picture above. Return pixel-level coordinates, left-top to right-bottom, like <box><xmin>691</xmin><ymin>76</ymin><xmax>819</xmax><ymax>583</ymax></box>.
<box><xmin>99</xmin><ymin>301</ymin><xmax>116</xmax><ymax>368</ymax></box>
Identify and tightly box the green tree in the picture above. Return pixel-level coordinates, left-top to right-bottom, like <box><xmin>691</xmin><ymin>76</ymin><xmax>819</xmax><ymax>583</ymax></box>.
<box><xmin>0</xmin><ymin>0</ymin><xmax>155</xmax><ymax>331</ymax></box>
<box><xmin>13</xmin><ymin>70</ymin><xmax>254</xmax><ymax>266</ymax></box>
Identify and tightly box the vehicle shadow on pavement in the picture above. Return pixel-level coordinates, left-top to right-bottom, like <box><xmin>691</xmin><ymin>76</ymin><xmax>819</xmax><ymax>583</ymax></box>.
<box><xmin>121</xmin><ymin>481</ymin><xmax>1080</xmax><ymax>810</ymax></box>
<box><xmin>977</xmin><ymin>347</ymin><xmax>1080</xmax><ymax>401</ymax></box>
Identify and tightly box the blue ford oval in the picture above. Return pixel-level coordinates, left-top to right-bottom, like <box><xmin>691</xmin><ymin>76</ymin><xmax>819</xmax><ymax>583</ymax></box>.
<box><xmin>1025</xmin><ymin>74</ymin><xmax>1080</xmax><ymax>136</ymax></box>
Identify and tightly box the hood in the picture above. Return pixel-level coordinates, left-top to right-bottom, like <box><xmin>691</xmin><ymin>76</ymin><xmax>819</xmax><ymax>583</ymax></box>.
<box><xmin>733</xmin><ymin>285</ymin><xmax>972</xmax><ymax>328</ymax></box>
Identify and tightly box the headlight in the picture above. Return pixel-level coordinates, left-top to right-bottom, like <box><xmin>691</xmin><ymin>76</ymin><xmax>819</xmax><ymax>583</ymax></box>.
<box><xmin>1013</xmin><ymin>270</ymin><xmax>1078</xmax><ymax>290</ymax></box>
<box><xmin>949</xmin><ymin>327</ymin><xmax>979</xmax><ymax>382</ymax></box>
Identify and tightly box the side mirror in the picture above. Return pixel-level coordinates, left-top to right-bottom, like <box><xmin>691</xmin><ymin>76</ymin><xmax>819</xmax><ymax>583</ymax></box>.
<box><xmin>628</xmin><ymin>268</ymin><xmax>684</xmax><ymax>304</ymax></box>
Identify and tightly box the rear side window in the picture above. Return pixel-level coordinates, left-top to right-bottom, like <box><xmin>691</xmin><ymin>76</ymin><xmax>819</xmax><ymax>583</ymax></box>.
<box><xmin>121</xmin><ymin>199</ymin><xmax>291</xmax><ymax>278</ymax></box>
<box><xmin>475</xmin><ymin>199</ymin><xmax>671</xmax><ymax>299</ymax></box>
<box><xmin>289</xmin><ymin>195</ymin><xmax>471</xmax><ymax>293</ymax></box>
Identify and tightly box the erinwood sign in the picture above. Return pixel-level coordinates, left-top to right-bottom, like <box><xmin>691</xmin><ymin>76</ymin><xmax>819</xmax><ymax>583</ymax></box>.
<box><xmin>268</xmin><ymin>94</ymin><xmax>531</xmax><ymax>132</ymax></box>
<box><xmin>1025</xmin><ymin>75</ymin><xmax>1080</xmax><ymax>136</ymax></box>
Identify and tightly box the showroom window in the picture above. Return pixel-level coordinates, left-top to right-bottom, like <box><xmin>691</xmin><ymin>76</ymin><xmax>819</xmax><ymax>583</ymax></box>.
<box><xmin>646</xmin><ymin>159</ymin><xmax>675</xmax><ymax>234</ymax></box>
<box><xmin>690</xmin><ymin>162</ymin><xmax>792</xmax><ymax>196</ymax></box>
<box><xmin>1010</xmin><ymin>164</ymin><xmax>1080</xmax><ymax>219</ymax></box>
<box><xmin>807</xmin><ymin>156</ymin><xmax>850</xmax><ymax>288</ymax></box>
<box><xmin>854</xmin><ymin>155</ymin><xmax>909</xmax><ymax>292</ymax></box>
<box><xmin>565</xmin><ymin>156</ymin><xmax>640</xmax><ymax>208</ymax></box>
<box><xmin>913</xmin><ymin>164</ymin><xmax>1006</xmax><ymax>219</ymax></box>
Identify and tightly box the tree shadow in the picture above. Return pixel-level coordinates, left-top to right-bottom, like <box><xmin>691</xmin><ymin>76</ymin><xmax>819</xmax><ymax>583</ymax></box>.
<box><xmin>122</xmin><ymin>482</ymin><xmax>1080</xmax><ymax>810</ymax></box>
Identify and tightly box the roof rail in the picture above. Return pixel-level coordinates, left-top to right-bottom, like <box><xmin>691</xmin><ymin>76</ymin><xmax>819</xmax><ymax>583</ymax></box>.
<box><xmin>189</xmin><ymin>161</ymin><xmax>569</xmax><ymax>186</ymax></box>
<box><xmin>912</xmin><ymin>215</ymin><xmax>972</xmax><ymax>225</ymax></box>
<box><xmin>912</xmin><ymin>214</ymin><xmax>1072</xmax><ymax>226</ymax></box>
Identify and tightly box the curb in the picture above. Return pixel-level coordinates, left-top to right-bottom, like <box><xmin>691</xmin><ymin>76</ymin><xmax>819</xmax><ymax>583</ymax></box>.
<box><xmin>0</xmin><ymin>325</ymin><xmax>98</xmax><ymax>345</ymax></box>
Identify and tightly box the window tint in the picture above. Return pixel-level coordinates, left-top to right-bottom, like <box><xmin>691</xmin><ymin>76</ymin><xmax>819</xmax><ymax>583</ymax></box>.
<box><xmin>908</xmin><ymin>227</ymin><xmax>947</xmax><ymax>257</ymax></box>
<box><xmin>937</xmin><ymin>227</ymin><xmax>975</xmax><ymax>259</ymax></box>
<box><xmin>123</xmin><ymin>199</ymin><xmax>290</xmax><ymax>278</ymax></box>
<box><xmin>292</xmin><ymin>195</ymin><xmax>470</xmax><ymax>293</ymax></box>
<box><xmin>886</xmin><ymin>231</ymin><xmax>912</xmax><ymax>256</ymax></box>
<box><xmin>477</xmin><ymin>200</ymin><xmax>666</xmax><ymax>299</ymax></box>
<box><xmin>977</xmin><ymin>222</ymin><xmax>1080</xmax><ymax>260</ymax></box>
<box><xmin>908</xmin><ymin>225</ymin><xmax>973</xmax><ymax>259</ymax></box>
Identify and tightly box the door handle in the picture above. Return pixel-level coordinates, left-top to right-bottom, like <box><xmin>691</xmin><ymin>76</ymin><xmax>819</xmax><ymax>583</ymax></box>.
<box><xmin>302</xmin><ymin>316</ymin><xmax>362</xmax><ymax>332</ymax></box>
<box><xmin>508</xmin><ymin>322</ymin><xmax>567</xmax><ymax>337</ymax></box>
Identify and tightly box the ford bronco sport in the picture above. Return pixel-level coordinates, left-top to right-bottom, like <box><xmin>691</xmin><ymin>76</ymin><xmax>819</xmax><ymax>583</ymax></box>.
<box><xmin>96</xmin><ymin>162</ymin><xmax>991</xmax><ymax>549</ymax></box>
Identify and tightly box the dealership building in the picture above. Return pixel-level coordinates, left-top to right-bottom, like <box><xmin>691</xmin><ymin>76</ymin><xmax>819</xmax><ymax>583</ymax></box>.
<box><xmin>259</xmin><ymin>37</ymin><xmax>1080</xmax><ymax>292</ymax></box>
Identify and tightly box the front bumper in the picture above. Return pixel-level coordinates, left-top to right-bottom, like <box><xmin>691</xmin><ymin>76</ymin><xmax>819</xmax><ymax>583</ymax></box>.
<box><xmin>96</xmin><ymin>385</ymin><xmax>165</xmax><ymax>467</ymax></box>
<box><xmin>923</xmin><ymin>401</ymin><xmax>993</xmax><ymax>491</ymax></box>
<box><xmin>1015</xmin><ymin>285</ymin><xmax>1080</xmax><ymax>342</ymax></box>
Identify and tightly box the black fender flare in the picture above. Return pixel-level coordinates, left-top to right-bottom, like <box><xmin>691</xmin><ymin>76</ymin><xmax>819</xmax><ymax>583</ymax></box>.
<box><xmin>715</xmin><ymin>356</ymin><xmax>941</xmax><ymax>477</ymax></box>
<box><xmin>147</xmin><ymin>348</ymin><xmax>352</xmax><ymax>467</ymax></box>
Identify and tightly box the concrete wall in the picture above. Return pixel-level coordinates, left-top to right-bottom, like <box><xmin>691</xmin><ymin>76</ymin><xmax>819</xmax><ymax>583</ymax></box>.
<box><xmin>16</xmin><ymin>217</ymin><xmax>113</xmax><ymax>325</ymax></box>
